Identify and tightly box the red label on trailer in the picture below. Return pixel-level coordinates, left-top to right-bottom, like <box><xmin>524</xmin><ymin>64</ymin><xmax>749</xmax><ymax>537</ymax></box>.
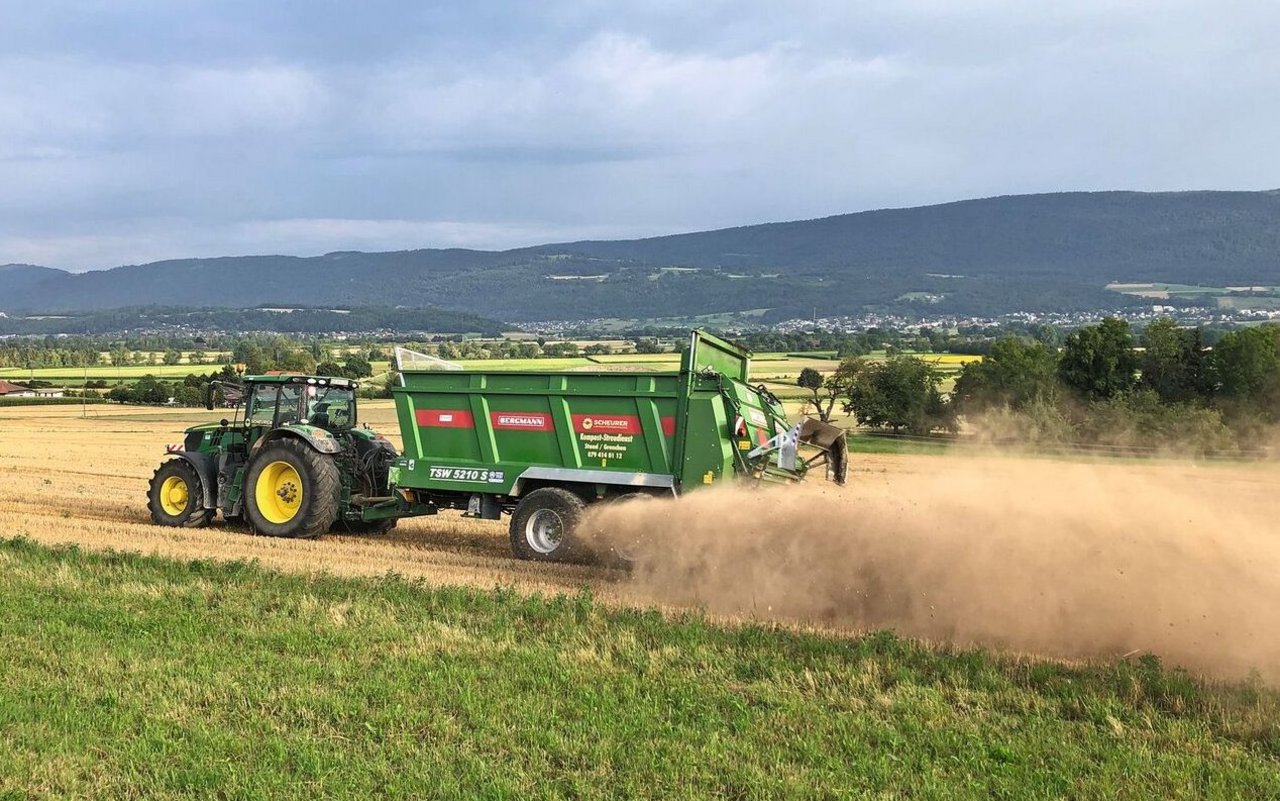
<box><xmin>572</xmin><ymin>414</ymin><xmax>641</xmax><ymax>435</ymax></box>
<box><xmin>491</xmin><ymin>412</ymin><xmax>554</xmax><ymax>431</ymax></box>
<box><xmin>661</xmin><ymin>416</ymin><xmax>676</xmax><ymax>436</ymax></box>
<box><xmin>416</xmin><ymin>409</ymin><xmax>475</xmax><ymax>428</ymax></box>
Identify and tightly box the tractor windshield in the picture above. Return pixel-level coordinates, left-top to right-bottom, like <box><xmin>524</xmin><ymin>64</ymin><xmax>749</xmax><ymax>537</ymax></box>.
<box><xmin>304</xmin><ymin>384</ymin><xmax>356</xmax><ymax>430</ymax></box>
<box><xmin>247</xmin><ymin>384</ymin><xmax>283</xmax><ymax>426</ymax></box>
<box><xmin>244</xmin><ymin>381</ymin><xmax>356</xmax><ymax>430</ymax></box>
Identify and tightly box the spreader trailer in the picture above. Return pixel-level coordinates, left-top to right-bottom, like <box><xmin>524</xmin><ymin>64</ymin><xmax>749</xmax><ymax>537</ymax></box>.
<box><xmin>387</xmin><ymin>330</ymin><xmax>847</xmax><ymax>560</ymax></box>
<box><xmin>146</xmin><ymin>330</ymin><xmax>846</xmax><ymax>562</ymax></box>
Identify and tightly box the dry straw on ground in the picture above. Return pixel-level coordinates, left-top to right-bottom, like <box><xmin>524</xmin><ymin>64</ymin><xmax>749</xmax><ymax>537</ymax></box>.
<box><xmin>4</xmin><ymin>404</ymin><xmax>1279</xmax><ymax>679</ymax></box>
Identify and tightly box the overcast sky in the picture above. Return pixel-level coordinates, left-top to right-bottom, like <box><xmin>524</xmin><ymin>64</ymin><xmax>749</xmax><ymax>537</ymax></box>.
<box><xmin>2</xmin><ymin>1</ymin><xmax>1278</xmax><ymax>271</ymax></box>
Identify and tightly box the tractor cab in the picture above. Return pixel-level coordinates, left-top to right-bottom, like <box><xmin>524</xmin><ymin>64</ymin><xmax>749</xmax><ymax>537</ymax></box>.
<box><xmin>198</xmin><ymin>374</ymin><xmax>361</xmax><ymax>458</ymax></box>
<box><xmin>232</xmin><ymin>375</ymin><xmax>359</xmax><ymax>430</ymax></box>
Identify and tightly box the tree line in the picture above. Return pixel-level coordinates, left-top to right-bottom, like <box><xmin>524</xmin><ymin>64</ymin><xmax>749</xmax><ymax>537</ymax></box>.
<box><xmin>799</xmin><ymin>319</ymin><xmax>1280</xmax><ymax>454</ymax></box>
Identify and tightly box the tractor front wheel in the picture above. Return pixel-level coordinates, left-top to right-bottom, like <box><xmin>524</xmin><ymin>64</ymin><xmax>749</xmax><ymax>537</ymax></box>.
<box><xmin>147</xmin><ymin>459</ymin><xmax>211</xmax><ymax>528</ymax></box>
<box><xmin>244</xmin><ymin>439</ymin><xmax>340</xmax><ymax>539</ymax></box>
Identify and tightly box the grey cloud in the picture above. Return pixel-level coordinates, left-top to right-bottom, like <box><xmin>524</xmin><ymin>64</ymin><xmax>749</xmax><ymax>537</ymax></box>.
<box><xmin>1</xmin><ymin>1</ymin><xmax>1278</xmax><ymax>270</ymax></box>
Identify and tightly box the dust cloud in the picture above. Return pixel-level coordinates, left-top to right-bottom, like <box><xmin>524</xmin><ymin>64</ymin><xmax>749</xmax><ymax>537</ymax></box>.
<box><xmin>585</xmin><ymin>457</ymin><xmax>1280</xmax><ymax>680</ymax></box>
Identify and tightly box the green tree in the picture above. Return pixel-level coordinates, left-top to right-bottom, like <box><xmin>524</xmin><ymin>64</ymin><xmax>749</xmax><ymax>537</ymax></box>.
<box><xmin>163</xmin><ymin>350</ymin><xmax>182</xmax><ymax>365</ymax></box>
<box><xmin>1138</xmin><ymin>319</ymin><xmax>1210</xmax><ymax>404</ymax></box>
<box><xmin>107</xmin><ymin>384</ymin><xmax>136</xmax><ymax>403</ymax></box>
<box><xmin>1058</xmin><ymin>318</ymin><xmax>1138</xmax><ymax>400</ymax></box>
<box><xmin>845</xmin><ymin>356</ymin><xmax>955</xmax><ymax>435</ymax></box>
<box><xmin>797</xmin><ymin>359</ymin><xmax>863</xmax><ymax>423</ymax></box>
<box><xmin>542</xmin><ymin>342</ymin><xmax>580</xmax><ymax>357</ymax></box>
<box><xmin>174</xmin><ymin>384</ymin><xmax>203</xmax><ymax>407</ymax></box>
<box><xmin>952</xmin><ymin>338</ymin><xmax>1060</xmax><ymax>413</ymax></box>
<box><xmin>132</xmin><ymin>375</ymin><xmax>170</xmax><ymax>405</ymax></box>
<box><xmin>316</xmin><ymin>360</ymin><xmax>345</xmax><ymax>377</ymax></box>
<box><xmin>1209</xmin><ymin>325</ymin><xmax>1280</xmax><ymax>420</ymax></box>
<box><xmin>836</xmin><ymin>337</ymin><xmax>868</xmax><ymax>358</ymax></box>
<box><xmin>342</xmin><ymin>354</ymin><xmax>373</xmax><ymax>378</ymax></box>
<box><xmin>234</xmin><ymin>343</ymin><xmax>267</xmax><ymax>374</ymax></box>
<box><xmin>276</xmin><ymin>349</ymin><xmax>317</xmax><ymax>374</ymax></box>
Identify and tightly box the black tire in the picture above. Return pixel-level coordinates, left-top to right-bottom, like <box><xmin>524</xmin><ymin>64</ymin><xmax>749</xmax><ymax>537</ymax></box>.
<box><xmin>147</xmin><ymin>459</ymin><xmax>211</xmax><ymax>527</ymax></box>
<box><xmin>243</xmin><ymin>439</ymin><xmax>340</xmax><ymax>539</ymax></box>
<box><xmin>601</xmin><ymin>492</ymin><xmax>655</xmax><ymax>567</ymax></box>
<box><xmin>509</xmin><ymin>487</ymin><xmax>586</xmax><ymax>562</ymax></box>
<box><xmin>337</xmin><ymin>517</ymin><xmax>398</xmax><ymax>535</ymax></box>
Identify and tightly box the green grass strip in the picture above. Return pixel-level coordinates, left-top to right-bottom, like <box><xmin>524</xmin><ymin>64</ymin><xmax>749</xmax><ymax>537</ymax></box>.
<box><xmin>0</xmin><ymin>537</ymin><xmax>1276</xmax><ymax>800</ymax></box>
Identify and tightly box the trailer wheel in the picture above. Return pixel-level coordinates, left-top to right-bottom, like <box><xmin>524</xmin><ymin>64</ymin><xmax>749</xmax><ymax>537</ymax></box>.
<box><xmin>147</xmin><ymin>459</ymin><xmax>210</xmax><ymax>528</ymax></box>
<box><xmin>244</xmin><ymin>439</ymin><xmax>340</xmax><ymax>539</ymax></box>
<box><xmin>509</xmin><ymin>488</ymin><xmax>585</xmax><ymax>562</ymax></box>
<box><xmin>603</xmin><ymin>492</ymin><xmax>655</xmax><ymax>567</ymax></box>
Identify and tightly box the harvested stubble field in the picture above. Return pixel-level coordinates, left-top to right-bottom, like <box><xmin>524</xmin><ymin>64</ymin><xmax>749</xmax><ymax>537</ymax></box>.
<box><xmin>2</xmin><ymin>402</ymin><xmax>1279</xmax><ymax>663</ymax></box>
<box><xmin>0</xmin><ymin>402</ymin><xmax>610</xmax><ymax>600</ymax></box>
<box><xmin>3</xmin><ymin>403</ymin><xmax>1280</xmax><ymax>798</ymax></box>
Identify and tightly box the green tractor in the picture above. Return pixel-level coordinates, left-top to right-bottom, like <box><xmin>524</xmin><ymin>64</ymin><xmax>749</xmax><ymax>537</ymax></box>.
<box><xmin>147</xmin><ymin>374</ymin><xmax>409</xmax><ymax>538</ymax></box>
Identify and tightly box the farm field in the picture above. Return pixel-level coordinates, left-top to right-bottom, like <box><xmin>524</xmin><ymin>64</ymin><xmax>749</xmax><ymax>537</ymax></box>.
<box><xmin>0</xmin><ymin>362</ymin><xmax>226</xmax><ymax>385</ymax></box>
<box><xmin>0</xmin><ymin>349</ymin><xmax>978</xmax><ymax>401</ymax></box>
<box><xmin>1106</xmin><ymin>281</ymin><xmax>1280</xmax><ymax>309</ymax></box>
<box><xmin>3</xmin><ymin>404</ymin><xmax>1277</xmax><ymax>797</ymax></box>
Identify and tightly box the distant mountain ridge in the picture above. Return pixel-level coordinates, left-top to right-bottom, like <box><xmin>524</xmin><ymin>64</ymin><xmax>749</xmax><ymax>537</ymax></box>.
<box><xmin>0</xmin><ymin>264</ymin><xmax>68</xmax><ymax>295</ymax></box>
<box><xmin>5</xmin><ymin>190</ymin><xmax>1280</xmax><ymax>321</ymax></box>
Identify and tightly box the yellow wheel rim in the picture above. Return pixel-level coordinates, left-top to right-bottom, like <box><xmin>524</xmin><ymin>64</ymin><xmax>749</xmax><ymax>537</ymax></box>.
<box><xmin>256</xmin><ymin>460</ymin><xmax>303</xmax><ymax>525</ymax></box>
<box><xmin>159</xmin><ymin>475</ymin><xmax>189</xmax><ymax>517</ymax></box>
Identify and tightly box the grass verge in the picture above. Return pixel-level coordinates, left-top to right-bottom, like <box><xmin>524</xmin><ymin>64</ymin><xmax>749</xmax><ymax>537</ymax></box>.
<box><xmin>0</xmin><ymin>538</ymin><xmax>1277</xmax><ymax>800</ymax></box>
<box><xmin>846</xmin><ymin>433</ymin><xmax>953</xmax><ymax>456</ymax></box>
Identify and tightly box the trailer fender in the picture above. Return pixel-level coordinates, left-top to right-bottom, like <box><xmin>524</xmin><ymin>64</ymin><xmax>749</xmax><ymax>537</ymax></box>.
<box><xmin>510</xmin><ymin>467</ymin><xmax>675</xmax><ymax>498</ymax></box>
<box><xmin>168</xmin><ymin>451</ymin><xmax>218</xmax><ymax>509</ymax></box>
<box><xmin>251</xmin><ymin>425</ymin><xmax>343</xmax><ymax>457</ymax></box>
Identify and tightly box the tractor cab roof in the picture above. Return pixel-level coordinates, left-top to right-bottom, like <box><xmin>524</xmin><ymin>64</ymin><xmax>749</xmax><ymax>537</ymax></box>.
<box><xmin>243</xmin><ymin>374</ymin><xmax>359</xmax><ymax>389</ymax></box>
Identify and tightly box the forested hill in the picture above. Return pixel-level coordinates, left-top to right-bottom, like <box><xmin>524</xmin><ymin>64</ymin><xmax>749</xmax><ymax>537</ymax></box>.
<box><xmin>0</xmin><ymin>264</ymin><xmax>67</xmax><ymax>296</ymax></box>
<box><xmin>5</xmin><ymin>190</ymin><xmax>1280</xmax><ymax>321</ymax></box>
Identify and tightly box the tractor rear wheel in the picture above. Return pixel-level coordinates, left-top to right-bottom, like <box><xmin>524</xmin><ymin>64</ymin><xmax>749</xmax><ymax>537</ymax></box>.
<box><xmin>147</xmin><ymin>459</ymin><xmax>210</xmax><ymax>527</ymax></box>
<box><xmin>509</xmin><ymin>487</ymin><xmax>585</xmax><ymax>562</ymax></box>
<box><xmin>244</xmin><ymin>439</ymin><xmax>340</xmax><ymax>539</ymax></box>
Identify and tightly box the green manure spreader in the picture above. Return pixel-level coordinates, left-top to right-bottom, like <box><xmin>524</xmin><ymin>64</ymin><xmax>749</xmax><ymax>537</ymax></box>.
<box><xmin>148</xmin><ymin>330</ymin><xmax>847</xmax><ymax>562</ymax></box>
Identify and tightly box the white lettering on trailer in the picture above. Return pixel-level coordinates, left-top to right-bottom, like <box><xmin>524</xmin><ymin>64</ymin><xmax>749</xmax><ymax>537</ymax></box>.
<box><xmin>428</xmin><ymin>466</ymin><xmax>495</xmax><ymax>483</ymax></box>
<box><xmin>497</xmin><ymin>414</ymin><xmax>544</xmax><ymax>427</ymax></box>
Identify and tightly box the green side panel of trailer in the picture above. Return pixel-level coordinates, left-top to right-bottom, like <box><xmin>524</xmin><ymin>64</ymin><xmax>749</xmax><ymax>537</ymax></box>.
<box><xmin>392</xmin><ymin>371</ymin><xmax>683</xmax><ymax>495</ymax></box>
<box><xmin>389</xmin><ymin>330</ymin><xmax>763</xmax><ymax>497</ymax></box>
